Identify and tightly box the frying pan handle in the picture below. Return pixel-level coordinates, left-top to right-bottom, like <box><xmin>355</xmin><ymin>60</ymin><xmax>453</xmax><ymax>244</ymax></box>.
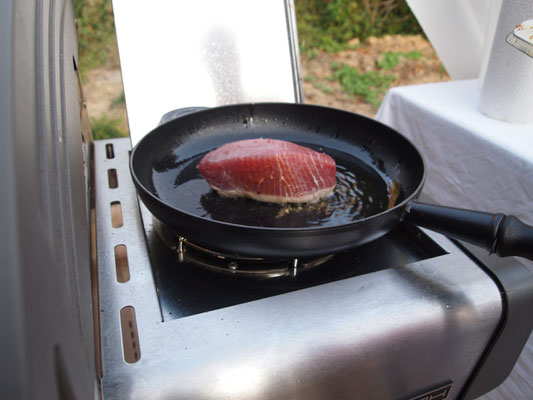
<box><xmin>159</xmin><ymin>107</ymin><xmax>208</xmax><ymax>126</ymax></box>
<box><xmin>407</xmin><ymin>202</ymin><xmax>533</xmax><ymax>260</ymax></box>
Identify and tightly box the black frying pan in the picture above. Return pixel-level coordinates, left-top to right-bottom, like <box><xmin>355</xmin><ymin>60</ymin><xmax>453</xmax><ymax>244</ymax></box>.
<box><xmin>130</xmin><ymin>103</ymin><xmax>533</xmax><ymax>260</ymax></box>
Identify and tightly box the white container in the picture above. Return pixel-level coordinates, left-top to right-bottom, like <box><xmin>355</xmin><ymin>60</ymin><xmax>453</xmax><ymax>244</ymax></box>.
<box><xmin>478</xmin><ymin>0</ymin><xmax>533</xmax><ymax>124</ymax></box>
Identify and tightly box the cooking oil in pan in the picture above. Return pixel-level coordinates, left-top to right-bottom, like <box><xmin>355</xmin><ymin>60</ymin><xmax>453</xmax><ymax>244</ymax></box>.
<box><xmin>151</xmin><ymin>145</ymin><xmax>400</xmax><ymax>228</ymax></box>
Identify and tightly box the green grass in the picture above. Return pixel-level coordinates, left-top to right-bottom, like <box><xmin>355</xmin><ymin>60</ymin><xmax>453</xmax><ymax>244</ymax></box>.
<box><xmin>110</xmin><ymin>92</ymin><xmax>126</xmax><ymax>108</ymax></box>
<box><xmin>328</xmin><ymin>50</ymin><xmax>424</xmax><ymax>108</ymax></box>
<box><xmin>74</xmin><ymin>1</ymin><xmax>130</xmax><ymax>139</ymax></box>
<box><xmin>377</xmin><ymin>52</ymin><xmax>401</xmax><ymax>70</ymax></box>
<box><xmin>403</xmin><ymin>50</ymin><xmax>424</xmax><ymax>60</ymax></box>
<box><xmin>296</xmin><ymin>0</ymin><xmax>363</xmax><ymax>56</ymax></box>
<box><xmin>377</xmin><ymin>50</ymin><xmax>423</xmax><ymax>70</ymax></box>
<box><xmin>90</xmin><ymin>115</ymin><xmax>128</xmax><ymax>140</ymax></box>
<box><xmin>315</xmin><ymin>83</ymin><xmax>334</xmax><ymax>94</ymax></box>
<box><xmin>305</xmin><ymin>74</ymin><xmax>335</xmax><ymax>94</ymax></box>
<box><xmin>74</xmin><ymin>0</ymin><xmax>117</xmax><ymax>74</ymax></box>
<box><xmin>295</xmin><ymin>0</ymin><xmax>422</xmax><ymax>57</ymax></box>
<box><xmin>331</xmin><ymin>64</ymin><xmax>396</xmax><ymax>107</ymax></box>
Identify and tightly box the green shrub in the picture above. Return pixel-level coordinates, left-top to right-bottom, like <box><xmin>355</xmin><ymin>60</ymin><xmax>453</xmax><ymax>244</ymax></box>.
<box><xmin>90</xmin><ymin>115</ymin><xmax>128</xmax><ymax>140</ymax></box>
<box><xmin>403</xmin><ymin>50</ymin><xmax>423</xmax><ymax>60</ymax></box>
<box><xmin>295</xmin><ymin>0</ymin><xmax>422</xmax><ymax>55</ymax></box>
<box><xmin>110</xmin><ymin>92</ymin><xmax>126</xmax><ymax>108</ymax></box>
<box><xmin>331</xmin><ymin>63</ymin><xmax>396</xmax><ymax>107</ymax></box>
<box><xmin>296</xmin><ymin>0</ymin><xmax>364</xmax><ymax>55</ymax></box>
<box><xmin>377</xmin><ymin>50</ymin><xmax>423</xmax><ymax>70</ymax></box>
<box><xmin>74</xmin><ymin>0</ymin><xmax>116</xmax><ymax>72</ymax></box>
<box><xmin>377</xmin><ymin>52</ymin><xmax>401</xmax><ymax>70</ymax></box>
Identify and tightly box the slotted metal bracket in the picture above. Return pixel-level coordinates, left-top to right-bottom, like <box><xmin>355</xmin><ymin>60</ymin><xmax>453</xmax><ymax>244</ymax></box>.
<box><xmin>94</xmin><ymin>138</ymin><xmax>162</xmax><ymax>391</ymax></box>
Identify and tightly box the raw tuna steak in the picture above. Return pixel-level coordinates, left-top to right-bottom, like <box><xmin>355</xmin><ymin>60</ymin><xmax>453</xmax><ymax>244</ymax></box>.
<box><xmin>197</xmin><ymin>138</ymin><xmax>336</xmax><ymax>203</ymax></box>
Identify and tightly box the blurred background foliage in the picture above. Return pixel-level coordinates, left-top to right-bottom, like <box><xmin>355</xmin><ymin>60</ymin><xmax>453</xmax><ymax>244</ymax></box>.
<box><xmin>295</xmin><ymin>0</ymin><xmax>422</xmax><ymax>56</ymax></box>
<box><xmin>74</xmin><ymin>0</ymin><xmax>423</xmax><ymax>72</ymax></box>
<box><xmin>73</xmin><ymin>0</ymin><xmax>424</xmax><ymax>138</ymax></box>
<box><xmin>74</xmin><ymin>0</ymin><xmax>126</xmax><ymax>139</ymax></box>
<box><xmin>74</xmin><ymin>0</ymin><xmax>117</xmax><ymax>72</ymax></box>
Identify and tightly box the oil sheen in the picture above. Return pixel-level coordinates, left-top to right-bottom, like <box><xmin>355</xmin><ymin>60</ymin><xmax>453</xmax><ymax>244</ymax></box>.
<box><xmin>151</xmin><ymin>144</ymin><xmax>398</xmax><ymax>228</ymax></box>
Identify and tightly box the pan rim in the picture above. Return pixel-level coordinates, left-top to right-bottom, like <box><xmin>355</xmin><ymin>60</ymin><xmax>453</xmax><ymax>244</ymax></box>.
<box><xmin>129</xmin><ymin>102</ymin><xmax>427</xmax><ymax>233</ymax></box>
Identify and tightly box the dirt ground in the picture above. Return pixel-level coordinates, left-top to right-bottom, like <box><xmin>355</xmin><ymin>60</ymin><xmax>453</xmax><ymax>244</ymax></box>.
<box><xmin>83</xmin><ymin>34</ymin><xmax>449</xmax><ymax>130</ymax></box>
<box><xmin>302</xmin><ymin>34</ymin><xmax>450</xmax><ymax>117</ymax></box>
<box><xmin>83</xmin><ymin>67</ymin><xmax>129</xmax><ymax>132</ymax></box>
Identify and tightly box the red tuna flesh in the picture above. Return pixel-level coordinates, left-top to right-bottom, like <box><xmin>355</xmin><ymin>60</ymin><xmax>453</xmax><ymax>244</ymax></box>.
<box><xmin>197</xmin><ymin>138</ymin><xmax>336</xmax><ymax>203</ymax></box>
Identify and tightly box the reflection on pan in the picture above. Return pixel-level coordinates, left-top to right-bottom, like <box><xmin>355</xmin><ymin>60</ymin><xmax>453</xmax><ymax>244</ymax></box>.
<box><xmin>152</xmin><ymin>144</ymin><xmax>400</xmax><ymax>228</ymax></box>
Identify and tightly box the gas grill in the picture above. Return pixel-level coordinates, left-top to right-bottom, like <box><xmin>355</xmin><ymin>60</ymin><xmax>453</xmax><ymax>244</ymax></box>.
<box><xmin>2</xmin><ymin>0</ymin><xmax>533</xmax><ymax>399</ymax></box>
<box><xmin>94</xmin><ymin>134</ymin><xmax>533</xmax><ymax>400</ymax></box>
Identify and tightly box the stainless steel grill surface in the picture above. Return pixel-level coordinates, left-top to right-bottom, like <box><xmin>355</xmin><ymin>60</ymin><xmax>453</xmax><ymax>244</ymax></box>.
<box><xmin>96</xmin><ymin>138</ymin><xmax>506</xmax><ymax>400</ymax></box>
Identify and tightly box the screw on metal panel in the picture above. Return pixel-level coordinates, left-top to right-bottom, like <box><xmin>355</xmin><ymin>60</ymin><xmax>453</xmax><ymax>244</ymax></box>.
<box><xmin>120</xmin><ymin>306</ymin><xmax>141</xmax><ymax>364</ymax></box>
<box><xmin>178</xmin><ymin>237</ymin><xmax>185</xmax><ymax>263</ymax></box>
<box><xmin>290</xmin><ymin>259</ymin><xmax>298</xmax><ymax>277</ymax></box>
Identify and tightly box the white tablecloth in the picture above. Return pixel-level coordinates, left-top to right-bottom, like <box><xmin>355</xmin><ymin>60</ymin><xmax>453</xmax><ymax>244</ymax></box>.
<box><xmin>377</xmin><ymin>79</ymin><xmax>533</xmax><ymax>225</ymax></box>
<box><xmin>376</xmin><ymin>79</ymin><xmax>533</xmax><ymax>399</ymax></box>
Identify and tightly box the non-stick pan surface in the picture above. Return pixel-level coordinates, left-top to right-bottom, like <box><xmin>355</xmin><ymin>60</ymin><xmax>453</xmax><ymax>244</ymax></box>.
<box><xmin>130</xmin><ymin>103</ymin><xmax>426</xmax><ymax>258</ymax></box>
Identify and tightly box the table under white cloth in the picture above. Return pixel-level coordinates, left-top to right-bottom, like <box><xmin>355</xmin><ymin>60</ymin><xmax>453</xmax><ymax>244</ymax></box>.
<box><xmin>377</xmin><ymin>79</ymin><xmax>533</xmax><ymax>225</ymax></box>
<box><xmin>376</xmin><ymin>79</ymin><xmax>533</xmax><ymax>400</ymax></box>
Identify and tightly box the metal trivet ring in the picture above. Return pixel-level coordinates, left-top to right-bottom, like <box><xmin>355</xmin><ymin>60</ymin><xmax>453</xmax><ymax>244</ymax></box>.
<box><xmin>177</xmin><ymin>236</ymin><xmax>334</xmax><ymax>278</ymax></box>
<box><xmin>152</xmin><ymin>217</ymin><xmax>333</xmax><ymax>278</ymax></box>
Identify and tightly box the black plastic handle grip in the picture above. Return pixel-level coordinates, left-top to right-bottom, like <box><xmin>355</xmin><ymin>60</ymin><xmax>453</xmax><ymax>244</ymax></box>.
<box><xmin>406</xmin><ymin>202</ymin><xmax>533</xmax><ymax>260</ymax></box>
<box><xmin>496</xmin><ymin>215</ymin><xmax>533</xmax><ymax>259</ymax></box>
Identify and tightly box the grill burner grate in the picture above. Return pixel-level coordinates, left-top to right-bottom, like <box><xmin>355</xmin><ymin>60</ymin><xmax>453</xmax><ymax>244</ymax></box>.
<box><xmin>153</xmin><ymin>217</ymin><xmax>334</xmax><ymax>278</ymax></box>
<box><xmin>143</xmin><ymin>212</ymin><xmax>448</xmax><ymax>321</ymax></box>
<box><xmin>96</xmin><ymin>138</ymin><xmax>522</xmax><ymax>400</ymax></box>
